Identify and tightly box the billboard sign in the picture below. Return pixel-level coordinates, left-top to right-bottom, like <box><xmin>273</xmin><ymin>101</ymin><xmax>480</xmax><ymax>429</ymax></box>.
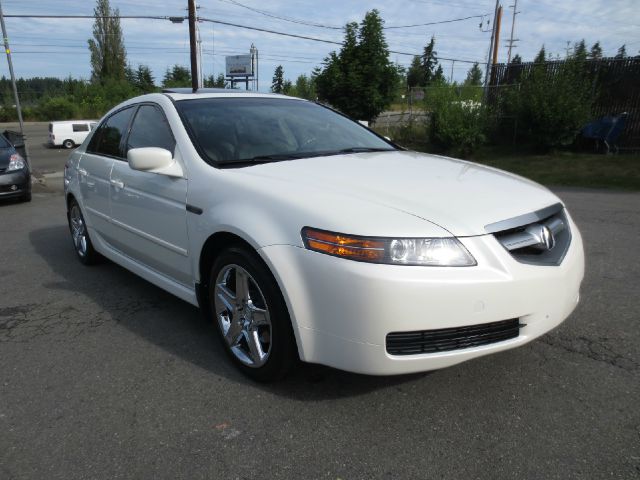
<box><xmin>226</xmin><ymin>55</ymin><xmax>253</xmax><ymax>77</ymax></box>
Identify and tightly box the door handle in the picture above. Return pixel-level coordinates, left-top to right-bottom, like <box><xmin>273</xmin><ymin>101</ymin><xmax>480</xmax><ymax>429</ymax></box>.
<box><xmin>78</xmin><ymin>168</ymin><xmax>88</xmax><ymax>176</ymax></box>
<box><xmin>110</xmin><ymin>179</ymin><xmax>125</xmax><ymax>189</ymax></box>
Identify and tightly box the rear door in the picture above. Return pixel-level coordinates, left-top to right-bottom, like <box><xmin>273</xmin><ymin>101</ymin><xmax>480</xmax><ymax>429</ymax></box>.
<box><xmin>79</xmin><ymin>107</ymin><xmax>135</xmax><ymax>241</ymax></box>
<box><xmin>108</xmin><ymin>104</ymin><xmax>191</xmax><ymax>285</ymax></box>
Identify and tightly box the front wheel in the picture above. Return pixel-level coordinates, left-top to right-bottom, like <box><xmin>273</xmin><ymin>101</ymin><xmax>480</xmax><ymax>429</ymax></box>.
<box><xmin>209</xmin><ymin>246</ymin><xmax>297</xmax><ymax>382</ymax></box>
<box><xmin>63</xmin><ymin>139</ymin><xmax>75</xmax><ymax>149</ymax></box>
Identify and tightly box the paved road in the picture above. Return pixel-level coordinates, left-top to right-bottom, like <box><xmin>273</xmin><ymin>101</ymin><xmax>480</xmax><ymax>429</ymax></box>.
<box><xmin>0</xmin><ymin>188</ymin><xmax>639</xmax><ymax>479</ymax></box>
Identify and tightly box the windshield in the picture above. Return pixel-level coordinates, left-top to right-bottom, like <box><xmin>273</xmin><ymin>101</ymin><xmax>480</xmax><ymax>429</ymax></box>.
<box><xmin>175</xmin><ymin>97</ymin><xmax>395</xmax><ymax>166</ymax></box>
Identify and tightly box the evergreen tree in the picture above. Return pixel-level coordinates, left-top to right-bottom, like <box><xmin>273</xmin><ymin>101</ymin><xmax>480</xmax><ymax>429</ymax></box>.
<box><xmin>315</xmin><ymin>10</ymin><xmax>399</xmax><ymax>121</ymax></box>
<box><xmin>124</xmin><ymin>64</ymin><xmax>136</xmax><ymax>85</ymax></box>
<box><xmin>292</xmin><ymin>74</ymin><xmax>315</xmax><ymax>100</ymax></box>
<box><xmin>421</xmin><ymin>36</ymin><xmax>438</xmax><ymax>84</ymax></box>
<box><xmin>135</xmin><ymin>65</ymin><xmax>155</xmax><ymax>92</ymax></box>
<box><xmin>162</xmin><ymin>65</ymin><xmax>191</xmax><ymax>88</ymax></box>
<box><xmin>203</xmin><ymin>74</ymin><xmax>226</xmax><ymax>88</ymax></box>
<box><xmin>510</xmin><ymin>53</ymin><xmax>522</xmax><ymax>64</ymax></box>
<box><xmin>534</xmin><ymin>46</ymin><xmax>546</xmax><ymax>64</ymax></box>
<box><xmin>271</xmin><ymin>65</ymin><xmax>284</xmax><ymax>93</ymax></box>
<box><xmin>573</xmin><ymin>40</ymin><xmax>587</xmax><ymax>60</ymax></box>
<box><xmin>589</xmin><ymin>41</ymin><xmax>603</xmax><ymax>59</ymax></box>
<box><xmin>615</xmin><ymin>44</ymin><xmax>627</xmax><ymax>59</ymax></box>
<box><xmin>432</xmin><ymin>64</ymin><xmax>445</xmax><ymax>84</ymax></box>
<box><xmin>283</xmin><ymin>79</ymin><xmax>293</xmax><ymax>95</ymax></box>
<box><xmin>464</xmin><ymin>62</ymin><xmax>483</xmax><ymax>86</ymax></box>
<box><xmin>406</xmin><ymin>56</ymin><xmax>424</xmax><ymax>88</ymax></box>
<box><xmin>88</xmin><ymin>0</ymin><xmax>127</xmax><ymax>82</ymax></box>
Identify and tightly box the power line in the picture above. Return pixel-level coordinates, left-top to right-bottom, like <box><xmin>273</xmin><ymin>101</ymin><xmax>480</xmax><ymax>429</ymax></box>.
<box><xmin>4</xmin><ymin>13</ymin><xmax>485</xmax><ymax>65</ymax></box>
<box><xmin>385</xmin><ymin>14</ymin><xmax>489</xmax><ymax>29</ymax></box>
<box><xmin>218</xmin><ymin>0</ymin><xmax>490</xmax><ymax>31</ymax></box>
<box><xmin>217</xmin><ymin>0</ymin><xmax>341</xmax><ymax>30</ymax></box>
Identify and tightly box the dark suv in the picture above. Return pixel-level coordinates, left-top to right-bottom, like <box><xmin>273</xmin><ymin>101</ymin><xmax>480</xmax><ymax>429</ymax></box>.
<box><xmin>0</xmin><ymin>132</ymin><xmax>31</xmax><ymax>202</ymax></box>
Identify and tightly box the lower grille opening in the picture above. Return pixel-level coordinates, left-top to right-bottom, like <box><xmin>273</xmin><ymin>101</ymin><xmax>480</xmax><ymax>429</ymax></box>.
<box><xmin>386</xmin><ymin>318</ymin><xmax>521</xmax><ymax>356</ymax></box>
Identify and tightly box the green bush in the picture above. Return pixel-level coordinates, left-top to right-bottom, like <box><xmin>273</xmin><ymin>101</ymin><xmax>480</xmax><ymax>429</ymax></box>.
<box><xmin>38</xmin><ymin>97</ymin><xmax>76</xmax><ymax>120</ymax></box>
<box><xmin>425</xmin><ymin>85</ymin><xmax>488</xmax><ymax>156</ymax></box>
<box><xmin>501</xmin><ymin>59</ymin><xmax>593</xmax><ymax>149</ymax></box>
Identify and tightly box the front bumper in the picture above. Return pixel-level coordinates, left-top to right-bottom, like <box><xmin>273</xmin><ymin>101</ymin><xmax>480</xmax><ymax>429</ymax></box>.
<box><xmin>0</xmin><ymin>169</ymin><xmax>30</xmax><ymax>198</ymax></box>
<box><xmin>260</xmin><ymin>217</ymin><xmax>585</xmax><ymax>375</ymax></box>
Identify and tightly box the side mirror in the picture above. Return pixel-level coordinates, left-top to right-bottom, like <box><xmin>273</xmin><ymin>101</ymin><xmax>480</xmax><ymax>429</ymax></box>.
<box><xmin>127</xmin><ymin>147</ymin><xmax>183</xmax><ymax>178</ymax></box>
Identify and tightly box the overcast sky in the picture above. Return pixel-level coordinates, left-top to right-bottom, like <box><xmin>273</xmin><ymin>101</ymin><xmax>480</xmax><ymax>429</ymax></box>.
<box><xmin>1</xmin><ymin>0</ymin><xmax>639</xmax><ymax>89</ymax></box>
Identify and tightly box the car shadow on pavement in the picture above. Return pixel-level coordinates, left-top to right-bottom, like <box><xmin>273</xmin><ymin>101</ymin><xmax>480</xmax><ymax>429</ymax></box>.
<box><xmin>30</xmin><ymin>225</ymin><xmax>427</xmax><ymax>399</ymax></box>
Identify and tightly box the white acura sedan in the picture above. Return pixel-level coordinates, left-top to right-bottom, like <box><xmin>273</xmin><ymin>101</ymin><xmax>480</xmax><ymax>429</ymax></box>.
<box><xmin>64</xmin><ymin>89</ymin><xmax>584</xmax><ymax>381</ymax></box>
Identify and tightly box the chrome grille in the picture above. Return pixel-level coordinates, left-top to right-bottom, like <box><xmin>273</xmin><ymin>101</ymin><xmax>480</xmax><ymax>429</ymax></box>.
<box><xmin>489</xmin><ymin>204</ymin><xmax>572</xmax><ymax>266</ymax></box>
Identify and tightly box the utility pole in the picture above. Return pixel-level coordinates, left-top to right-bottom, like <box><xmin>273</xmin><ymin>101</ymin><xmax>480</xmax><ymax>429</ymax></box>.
<box><xmin>492</xmin><ymin>6</ymin><xmax>503</xmax><ymax>66</ymax></box>
<box><xmin>188</xmin><ymin>0</ymin><xmax>198</xmax><ymax>92</ymax></box>
<box><xmin>450</xmin><ymin>60</ymin><xmax>455</xmax><ymax>83</ymax></box>
<box><xmin>506</xmin><ymin>0</ymin><xmax>519</xmax><ymax>63</ymax></box>
<box><xmin>0</xmin><ymin>0</ymin><xmax>25</xmax><ymax>138</ymax></box>
<box><xmin>484</xmin><ymin>0</ymin><xmax>500</xmax><ymax>89</ymax></box>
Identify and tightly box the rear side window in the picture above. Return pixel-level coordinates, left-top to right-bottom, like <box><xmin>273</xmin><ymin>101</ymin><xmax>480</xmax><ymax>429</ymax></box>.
<box><xmin>72</xmin><ymin>123</ymin><xmax>89</xmax><ymax>132</ymax></box>
<box><xmin>126</xmin><ymin>105</ymin><xmax>175</xmax><ymax>155</ymax></box>
<box><xmin>88</xmin><ymin>107</ymin><xmax>135</xmax><ymax>158</ymax></box>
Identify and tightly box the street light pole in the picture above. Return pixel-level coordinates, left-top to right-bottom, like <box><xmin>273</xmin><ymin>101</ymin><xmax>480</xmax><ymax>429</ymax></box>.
<box><xmin>0</xmin><ymin>0</ymin><xmax>25</xmax><ymax>137</ymax></box>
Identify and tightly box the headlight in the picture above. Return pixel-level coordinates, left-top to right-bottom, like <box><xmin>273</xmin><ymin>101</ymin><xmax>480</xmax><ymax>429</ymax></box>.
<box><xmin>302</xmin><ymin>227</ymin><xmax>476</xmax><ymax>266</ymax></box>
<box><xmin>7</xmin><ymin>153</ymin><xmax>25</xmax><ymax>171</ymax></box>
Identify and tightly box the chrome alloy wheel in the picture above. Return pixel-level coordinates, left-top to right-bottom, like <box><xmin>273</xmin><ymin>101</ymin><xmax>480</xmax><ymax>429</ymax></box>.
<box><xmin>214</xmin><ymin>264</ymin><xmax>272</xmax><ymax>368</ymax></box>
<box><xmin>69</xmin><ymin>204</ymin><xmax>88</xmax><ymax>257</ymax></box>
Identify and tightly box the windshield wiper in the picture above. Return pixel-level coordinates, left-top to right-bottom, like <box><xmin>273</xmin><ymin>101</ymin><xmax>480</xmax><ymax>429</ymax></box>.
<box><xmin>216</xmin><ymin>153</ymin><xmax>305</xmax><ymax>167</ymax></box>
<box><xmin>216</xmin><ymin>148</ymin><xmax>396</xmax><ymax>167</ymax></box>
<box><xmin>337</xmin><ymin>147</ymin><xmax>396</xmax><ymax>153</ymax></box>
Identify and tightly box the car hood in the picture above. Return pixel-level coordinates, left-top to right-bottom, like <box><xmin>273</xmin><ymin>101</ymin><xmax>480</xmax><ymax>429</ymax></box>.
<box><xmin>236</xmin><ymin>150</ymin><xmax>561</xmax><ymax>237</ymax></box>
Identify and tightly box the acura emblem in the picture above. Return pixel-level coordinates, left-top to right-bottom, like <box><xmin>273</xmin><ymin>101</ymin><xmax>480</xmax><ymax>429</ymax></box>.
<box><xmin>539</xmin><ymin>225</ymin><xmax>555</xmax><ymax>250</ymax></box>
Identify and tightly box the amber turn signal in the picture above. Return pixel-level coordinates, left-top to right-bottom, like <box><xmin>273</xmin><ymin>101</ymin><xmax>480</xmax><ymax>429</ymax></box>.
<box><xmin>301</xmin><ymin>227</ymin><xmax>385</xmax><ymax>262</ymax></box>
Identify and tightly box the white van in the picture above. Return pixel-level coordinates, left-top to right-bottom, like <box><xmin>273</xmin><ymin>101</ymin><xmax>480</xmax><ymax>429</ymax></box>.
<box><xmin>48</xmin><ymin>120</ymin><xmax>98</xmax><ymax>149</ymax></box>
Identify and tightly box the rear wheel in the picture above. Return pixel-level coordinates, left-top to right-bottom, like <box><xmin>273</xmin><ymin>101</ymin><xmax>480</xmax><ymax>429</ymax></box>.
<box><xmin>209</xmin><ymin>246</ymin><xmax>296</xmax><ymax>382</ymax></box>
<box><xmin>67</xmin><ymin>200</ymin><xmax>99</xmax><ymax>265</ymax></box>
<box><xmin>63</xmin><ymin>139</ymin><xmax>75</xmax><ymax>149</ymax></box>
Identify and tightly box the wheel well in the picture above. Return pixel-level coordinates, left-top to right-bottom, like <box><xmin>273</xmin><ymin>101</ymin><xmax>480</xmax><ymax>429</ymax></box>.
<box><xmin>66</xmin><ymin>192</ymin><xmax>76</xmax><ymax>211</ymax></box>
<box><xmin>199</xmin><ymin>232</ymin><xmax>255</xmax><ymax>286</ymax></box>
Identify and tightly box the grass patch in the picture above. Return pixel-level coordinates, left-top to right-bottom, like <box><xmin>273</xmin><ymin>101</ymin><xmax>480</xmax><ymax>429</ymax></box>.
<box><xmin>468</xmin><ymin>148</ymin><xmax>640</xmax><ymax>190</ymax></box>
<box><xmin>385</xmin><ymin>138</ymin><xmax>640</xmax><ymax>190</ymax></box>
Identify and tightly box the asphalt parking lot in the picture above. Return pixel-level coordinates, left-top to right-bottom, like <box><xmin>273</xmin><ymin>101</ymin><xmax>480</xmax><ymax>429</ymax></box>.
<box><xmin>1</xmin><ymin>182</ymin><xmax>639</xmax><ymax>477</ymax></box>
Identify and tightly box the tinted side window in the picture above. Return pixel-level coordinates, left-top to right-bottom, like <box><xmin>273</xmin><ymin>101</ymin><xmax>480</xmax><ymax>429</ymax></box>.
<box><xmin>126</xmin><ymin>105</ymin><xmax>175</xmax><ymax>154</ymax></box>
<box><xmin>73</xmin><ymin>123</ymin><xmax>89</xmax><ymax>132</ymax></box>
<box><xmin>88</xmin><ymin>107</ymin><xmax>135</xmax><ymax>158</ymax></box>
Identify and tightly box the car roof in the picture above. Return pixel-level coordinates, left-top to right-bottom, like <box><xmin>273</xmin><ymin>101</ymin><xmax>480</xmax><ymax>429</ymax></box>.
<box><xmin>162</xmin><ymin>88</ymin><xmax>304</xmax><ymax>102</ymax></box>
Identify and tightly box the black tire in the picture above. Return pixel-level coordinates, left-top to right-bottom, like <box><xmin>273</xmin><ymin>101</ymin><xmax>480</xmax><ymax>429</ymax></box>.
<box><xmin>63</xmin><ymin>139</ymin><xmax>75</xmax><ymax>149</ymax></box>
<box><xmin>209</xmin><ymin>245</ymin><xmax>297</xmax><ymax>382</ymax></box>
<box><xmin>21</xmin><ymin>191</ymin><xmax>32</xmax><ymax>202</ymax></box>
<box><xmin>67</xmin><ymin>199</ymin><xmax>100</xmax><ymax>265</ymax></box>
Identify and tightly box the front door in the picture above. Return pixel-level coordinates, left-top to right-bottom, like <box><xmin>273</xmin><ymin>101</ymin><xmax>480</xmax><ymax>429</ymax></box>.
<box><xmin>108</xmin><ymin>104</ymin><xmax>191</xmax><ymax>286</ymax></box>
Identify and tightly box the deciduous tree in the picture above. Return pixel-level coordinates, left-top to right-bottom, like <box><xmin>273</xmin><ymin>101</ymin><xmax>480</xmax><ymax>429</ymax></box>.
<box><xmin>88</xmin><ymin>0</ymin><xmax>127</xmax><ymax>82</ymax></box>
